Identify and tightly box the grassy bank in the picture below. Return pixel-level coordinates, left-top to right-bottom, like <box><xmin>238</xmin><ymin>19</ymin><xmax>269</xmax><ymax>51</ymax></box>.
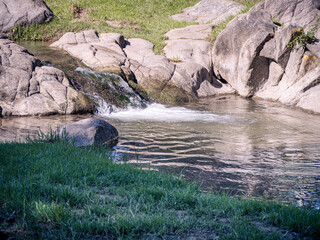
<box><xmin>11</xmin><ymin>0</ymin><xmax>262</xmax><ymax>53</ymax></box>
<box><xmin>0</xmin><ymin>140</ymin><xmax>319</xmax><ymax>239</ymax></box>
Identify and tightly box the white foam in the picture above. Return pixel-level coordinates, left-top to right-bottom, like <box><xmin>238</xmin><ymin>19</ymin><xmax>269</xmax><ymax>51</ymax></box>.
<box><xmin>98</xmin><ymin>103</ymin><xmax>240</xmax><ymax>123</ymax></box>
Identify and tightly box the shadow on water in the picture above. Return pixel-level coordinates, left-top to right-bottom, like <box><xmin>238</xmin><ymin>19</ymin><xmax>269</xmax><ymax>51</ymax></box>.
<box><xmin>3</xmin><ymin>42</ymin><xmax>319</xmax><ymax>209</ymax></box>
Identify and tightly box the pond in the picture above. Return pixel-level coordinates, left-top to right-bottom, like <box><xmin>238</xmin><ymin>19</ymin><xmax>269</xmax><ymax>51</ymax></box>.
<box><xmin>1</xmin><ymin>42</ymin><xmax>319</xmax><ymax>209</ymax></box>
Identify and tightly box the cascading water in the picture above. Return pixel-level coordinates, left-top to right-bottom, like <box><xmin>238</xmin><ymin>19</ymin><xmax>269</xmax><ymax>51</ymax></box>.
<box><xmin>74</xmin><ymin>67</ymin><xmax>146</xmax><ymax>114</ymax></box>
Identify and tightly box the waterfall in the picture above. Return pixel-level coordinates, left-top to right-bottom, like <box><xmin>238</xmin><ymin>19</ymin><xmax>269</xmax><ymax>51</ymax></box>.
<box><xmin>74</xmin><ymin>67</ymin><xmax>146</xmax><ymax>114</ymax></box>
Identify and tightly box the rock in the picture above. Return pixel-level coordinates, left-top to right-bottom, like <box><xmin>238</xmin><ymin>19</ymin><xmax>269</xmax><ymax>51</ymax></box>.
<box><xmin>163</xmin><ymin>39</ymin><xmax>212</xmax><ymax>72</ymax></box>
<box><xmin>0</xmin><ymin>0</ymin><xmax>53</xmax><ymax>32</ymax></box>
<box><xmin>197</xmin><ymin>78</ymin><xmax>235</xmax><ymax>98</ymax></box>
<box><xmin>51</xmin><ymin>30</ymin><xmax>126</xmax><ymax>73</ymax></box>
<box><xmin>0</xmin><ymin>38</ymin><xmax>93</xmax><ymax>116</ymax></box>
<box><xmin>171</xmin><ymin>0</ymin><xmax>245</xmax><ymax>24</ymax></box>
<box><xmin>165</xmin><ymin>24</ymin><xmax>214</xmax><ymax>40</ymax></box>
<box><xmin>124</xmin><ymin>38</ymin><xmax>155</xmax><ymax>63</ymax></box>
<box><xmin>213</xmin><ymin>9</ymin><xmax>275</xmax><ymax>97</ymax></box>
<box><xmin>253</xmin><ymin>0</ymin><xmax>320</xmax><ymax>30</ymax></box>
<box><xmin>212</xmin><ymin>0</ymin><xmax>320</xmax><ymax>113</ymax></box>
<box><xmin>297</xmin><ymin>84</ymin><xmax>320</xmax><ymax>113</ymax></box>
<box><xmin>59</xmin><ymin>118</ymin><xmax>118</xmax><ymax>147</ymax></box>
<box><xmin>170</xmin><ymin>61</ymin><xmax>209</xmax><ymax>98</ymax></box>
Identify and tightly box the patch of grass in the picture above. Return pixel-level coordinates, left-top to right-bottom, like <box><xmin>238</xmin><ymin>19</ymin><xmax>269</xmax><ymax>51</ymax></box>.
<box><xmin>0</xmin><ymin>138</ymin><xmax>319</xmax><ymax>239</ymax></box>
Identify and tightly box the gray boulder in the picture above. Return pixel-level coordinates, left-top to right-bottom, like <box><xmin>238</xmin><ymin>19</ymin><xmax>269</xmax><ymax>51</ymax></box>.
<box><xmin>213</xmin><ymin>9</ymin><xmax>275</xmax><ymax>97</ymax></box>
<box><xmin>197</xmin><ymin>78</ymin><xmax>235</xmax><ymax>98</ymax></box>
<box><xmin>0</xmin><ymin>38</ymin><xmax>93</xmax><ymax>116</ymax></box>
<box><xmin>171</xmin><ymin>0</ymin><xmax>245</xmax><ymax>24</ymax></box>
<box><xmin>163</xmin><ymin>39</ymin><xmax>212</xmax><ymax>72</ymax></box>
<box><xmin>0</xmin><ymin>0</ymin><xmax>53</xmax><ymax>32</ymax></box>
<box><xmin>59</xmin><ymin>118</ymin><xmax>118</xmax><ymax>147</ymax></box>
<box><xmin>212</xmin><ymin>0</ymin><xmax>320</xmax><ymax>113</ymax></box>
<box><xmin>51</xmin><ymin>31</ymin><xmax>126</xmax><ymax>74</ymax></box>
<box><xmin>253</xmin><ymin>0</ymin><xmax>320</xmax><ymax>30</ymax></box>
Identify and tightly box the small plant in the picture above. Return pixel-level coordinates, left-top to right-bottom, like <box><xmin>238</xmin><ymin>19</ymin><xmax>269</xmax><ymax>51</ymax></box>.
<box><xmin>287</xmin><ymin>24</ymin><xmax>318</xmax><ymax>49</ymax></box>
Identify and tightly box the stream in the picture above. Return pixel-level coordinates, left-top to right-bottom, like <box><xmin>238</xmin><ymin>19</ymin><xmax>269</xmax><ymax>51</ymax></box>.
<box><xmin>1</xmin><ymin>42</ymin><xmax>320</xmax><ymax>209</ymax></box>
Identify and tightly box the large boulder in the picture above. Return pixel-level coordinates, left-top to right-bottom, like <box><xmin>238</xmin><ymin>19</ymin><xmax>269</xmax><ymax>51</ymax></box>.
<box><xmin>171</xmin><ymin>0</ymin><xmax>245</xmax><ymax>24</ymax></box>
<box><xmin>0</xmin><ymin>0</ymin><xmax>53</xmax><ymax>33</ymax></box>
<box><xmin>59</xmin><ymin>118</ymin><xmax>118</xmax><ymax>147</ymax></box>
<box><xmin>212</xmin><ymin>0</ymin><xmax>320</xmax><ymax>113</ymax></box>
<box><xmin>0</xmin><ymin>37</ymin><xmax>93</xmax><ymax>116</ymax></box>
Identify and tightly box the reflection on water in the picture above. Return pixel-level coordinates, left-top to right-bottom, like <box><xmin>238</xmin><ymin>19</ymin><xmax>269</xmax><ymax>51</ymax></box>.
<box><xmin>1</xmin><ymin>96</ymin><xmax>320</xmax><ymax>209</ymax></box>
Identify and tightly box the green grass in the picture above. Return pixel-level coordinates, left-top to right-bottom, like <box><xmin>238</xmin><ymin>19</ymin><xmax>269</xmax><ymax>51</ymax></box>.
<box><xmin>1</xmin><ymin>138</ymin><xmax>320</xmax><ymax>239</ymax></box>
<box><xmin>10</xmin><ymin>0</ymin><xmax>263</xmax><ymax>54</ymax></box>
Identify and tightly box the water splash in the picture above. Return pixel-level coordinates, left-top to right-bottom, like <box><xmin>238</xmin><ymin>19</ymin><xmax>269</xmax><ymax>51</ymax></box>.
<box><xmin>100</xmin><ymin>103</ymin><xmax>249</xmax><ymax>123</ymax></box>
<box><xmin>75</xmin><ymin>67</ymin><xmax>146</xmax><ymax>112</ymax></box>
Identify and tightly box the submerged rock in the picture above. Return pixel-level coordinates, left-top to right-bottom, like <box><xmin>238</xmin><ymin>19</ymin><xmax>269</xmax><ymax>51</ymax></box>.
<box><xmin>0</xmin><ymin>38</ymin><xmax>93</xmax><ymax>116</ymax></box>
<box><xmin>212</xmin><ymin>0</ymin><xmax>320</xmax><ymax>113</ymax></box>
<box><xmin>171</xmin><ymin>0</ymin><xmax>245</xmax><ymax>24</ymax></box>
<box><xmin>59</xmin><ymin>118</ymin><xmax>118</xmax><ymax>147</ymax></box>
<box><xmin>0</xmin><ymin>0</ymin><xmax>53</xmax><ymax>33</ymax></box>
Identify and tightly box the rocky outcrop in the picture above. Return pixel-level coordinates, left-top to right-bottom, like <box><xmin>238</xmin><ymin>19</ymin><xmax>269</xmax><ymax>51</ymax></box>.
<box><xmin>59</xmin><ymin>118</ymin><xmax>118</xmax><ymax>147</ymax></box>
<box><xmin>213</xmin><ymin>0</ymin><xmax>320</xmax><ymax>113</ymax></box>
<box><xmin>0</xmin><ymin>0</ymin><xmax>53</xmax><ymax>33</ymax></box>
<box><xmin>171</xmin><ymin>0</ymin><xmax>245</xmax><ymax>24</ymax></box>
<box><xmin>0</xmin><ymin>37</ymin><xmax>93</xmax><ymax>117</ymax></box>
<box><xmin>51</xmin><ymin>30</ymin><xmax>233</xmax><ymax>102</ymax></box>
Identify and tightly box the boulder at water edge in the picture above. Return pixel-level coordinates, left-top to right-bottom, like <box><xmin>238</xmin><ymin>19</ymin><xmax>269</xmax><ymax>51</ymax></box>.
<box><xmin>0</xmin><ymin>37</ymin><xmax>93</xmax><ymax>116</ymax></box>
<box><xmin>59</xmin><ymin>118</ymin><xmax>119</xmax><ymax>147</ymax></box>
<box><xmin>0</xmin><ymin>0</ymin><xmax>53</xmax><ymax>33</ymax></box>
<box><xmin>212</xmin><ymin>0</ymin><xmax>320</xmax><ymax>113</ymax></box>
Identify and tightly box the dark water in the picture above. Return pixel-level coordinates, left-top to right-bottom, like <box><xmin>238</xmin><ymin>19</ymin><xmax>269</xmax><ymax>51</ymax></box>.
<box><xmin>1</xmin><ymin>42</ymin><xmax>319</xmax><ymax>209</ymax></box>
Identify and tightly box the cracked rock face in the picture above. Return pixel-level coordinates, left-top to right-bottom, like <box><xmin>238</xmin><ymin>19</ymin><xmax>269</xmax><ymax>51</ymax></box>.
<box><xmin>171</xmin><ymin>0</ymin><xmax>245</xmax><ymax>24</ymax></box>
<box><xmin>213</xmin><ymin>0</ymin><xmax>320</xmax><ymax>113</ymax></box>
<box><xmin>0</xmin><ymin>0</ymin><xmax>53</xmax><ymax>33</ymax></box>
<box><xmin>51</xmin><ymin>30</ymin><xmax>230</xmax><ymax>102</ymax></box>
<box><xmin>0</xmin><ymin>38</ymin><xmax>93</xmax><ymax>117</ymax></box>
